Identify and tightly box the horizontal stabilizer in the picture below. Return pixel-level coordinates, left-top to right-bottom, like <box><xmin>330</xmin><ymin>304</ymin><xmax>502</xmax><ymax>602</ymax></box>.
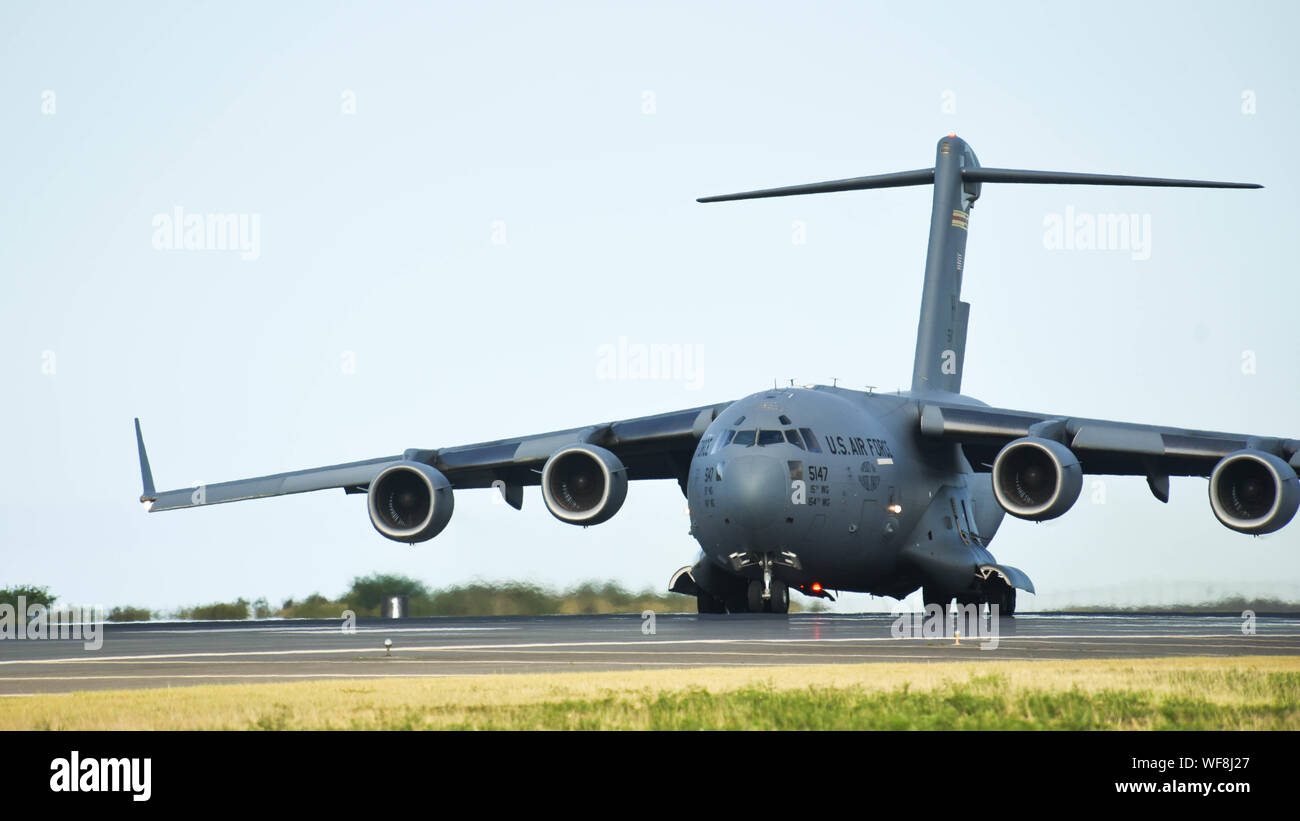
<box><xmin>697</xmin><ymin>168</ymin><xmax>934</xmax><ymax>202</ymax></box>
<box><xmin>962</xmin><ymin>168</ymin><xmax>1261</xmax><ymax>189</ymax></box>
<box><xmin>698</xmin><ymin>166</ymin><xmax>1259</xmax><ymax>204</ymax></box>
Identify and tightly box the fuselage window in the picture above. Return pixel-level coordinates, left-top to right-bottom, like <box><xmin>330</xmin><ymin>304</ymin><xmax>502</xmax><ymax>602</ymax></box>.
<box><xmin>784</xmin><ymin>429</ymin><xmax>805</xmax><ymax>450</ymax></box>
<box><xmin>757</xmin><ymin>429</ymin><xmax>784</xmax><ymax>446</ymax></box>
<box><xmin>799</xmin><ymin>428</ymin><xmax>822</xmax><ymax>453</ymax></box>
<box><xmin>732</xmin><ymin>429</ymin><xmax>756</xmax><ymax>447</ymax></box>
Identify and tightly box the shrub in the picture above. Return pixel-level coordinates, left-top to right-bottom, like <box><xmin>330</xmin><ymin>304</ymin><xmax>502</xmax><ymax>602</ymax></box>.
<box><xmin>0</xmin><ymin>585</ymin><xmax>56</xmax><ymax>609</ymax></box>
<box><xmin>107</xmin><ymin>606</ymin><xmax>153</xmax><ymax>622</ymax></box>
<box><xmin>175</xmin><ymin>598</ymin><xmax>250</xmax><ymax>620</ymax></box>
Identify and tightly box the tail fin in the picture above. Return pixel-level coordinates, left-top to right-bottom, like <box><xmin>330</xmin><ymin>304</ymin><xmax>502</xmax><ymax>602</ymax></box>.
<box><xmin>135</xmin><ymin>418</ymin><xmax>156</xmax><ymax>504</ymax></box>
<box><xmin>698</xmin><ymin>135</ymin><xmax>1260</xmax><ymax>395</ymax></box>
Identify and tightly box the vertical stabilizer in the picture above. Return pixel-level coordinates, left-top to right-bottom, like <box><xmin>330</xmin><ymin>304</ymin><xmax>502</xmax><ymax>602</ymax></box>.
<box><xmin>911</xmin><ymin>136</ymin><xmax>980</xmax><ymax>394</ymax></box>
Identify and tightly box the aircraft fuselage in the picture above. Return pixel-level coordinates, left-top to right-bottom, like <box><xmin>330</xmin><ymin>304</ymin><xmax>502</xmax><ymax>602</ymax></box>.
<box><xmin>686</xmin><ymin>385</ymin><xmax>1005</xmax><ymax>600</ymax></box>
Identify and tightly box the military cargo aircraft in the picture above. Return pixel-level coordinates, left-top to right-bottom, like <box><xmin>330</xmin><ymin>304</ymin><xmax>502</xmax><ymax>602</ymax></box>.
<box><xmin>135</xmin><ymin>134</ymin><xmax>1292</xmax><ymax>615</ymax></box>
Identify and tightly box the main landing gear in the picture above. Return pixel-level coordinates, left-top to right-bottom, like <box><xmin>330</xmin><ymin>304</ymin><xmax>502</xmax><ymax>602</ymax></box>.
<box><xmin>923</xmin><ymin>584</ymin><xmax>1017</xmax><ymax>616</ymax></box>
<box><xmin>696</xmin><ymin>591</ymin><xmax>727</xmax><ymax>614</ymax></box>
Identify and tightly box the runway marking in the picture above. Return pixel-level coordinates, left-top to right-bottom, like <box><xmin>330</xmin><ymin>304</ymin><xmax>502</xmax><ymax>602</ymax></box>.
<box><xmin>2</xmin><ymin>633</ymin><xmax>1297</xmax><ymax>667</ymax></box>
<box><xmin>123</xmin><ymin>626</ymin><xmax>514</xmax><ymax>635</ymax></box>
<box><xmin>0</xmin><ymin>656</ymin><xmax>1067</xmax><ymax>684</ymax></box>
<box><xmin>0</xmin><ymin>647</ymin><xmax>1268</xmax><ymax>691</ymax></box>
<box><xmin>0</xmin><ymin>650</ymin><xmax>1025</xmax><ymax>667</ymax></box>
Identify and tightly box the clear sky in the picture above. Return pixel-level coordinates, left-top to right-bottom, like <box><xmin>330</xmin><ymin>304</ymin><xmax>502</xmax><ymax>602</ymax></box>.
<box><xmin>3</xmin><ymin>1</ymin><xmax>1298</xmax><ymax>613</ymax></box>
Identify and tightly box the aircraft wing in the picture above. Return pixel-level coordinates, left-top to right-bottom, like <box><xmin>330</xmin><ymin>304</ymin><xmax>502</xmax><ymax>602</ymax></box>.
<box><xmin>918</xmin><ymin>399</ymin><xmax>1300</xmax><ymax>491</ymax></box>
<box><xmin>137</xmin><ymin>403</ymin><xmax>729</xmax><ymax>512</ymax></box>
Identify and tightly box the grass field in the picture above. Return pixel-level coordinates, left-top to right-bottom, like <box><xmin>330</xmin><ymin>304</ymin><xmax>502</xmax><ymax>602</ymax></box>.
<box><xmin>4</xmin><ymin>656</ymin><xmax>1299</xmax><ymax>730</ymax></box>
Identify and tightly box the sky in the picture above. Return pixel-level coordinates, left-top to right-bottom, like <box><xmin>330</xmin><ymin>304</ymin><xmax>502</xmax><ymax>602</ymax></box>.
<box><xmin>2</xmin><ymin>1</ymin><xmax>1298</xmax><ymax>613</ymax></box>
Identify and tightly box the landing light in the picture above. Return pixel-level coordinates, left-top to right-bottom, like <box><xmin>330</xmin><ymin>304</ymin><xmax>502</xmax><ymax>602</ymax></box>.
<box><xmin>887</xmin><ymin>503</ymin><xmax>903</xmax><ymax>515</ymax></box>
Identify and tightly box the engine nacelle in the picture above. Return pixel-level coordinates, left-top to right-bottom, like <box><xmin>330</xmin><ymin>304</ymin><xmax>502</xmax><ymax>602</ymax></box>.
<box><xmin>1209</xmin><ymin>450</ymin><xmax>1299</xmax><ymax>534</ymax></box>
<box><xmin>541</xmin><ymin>444</ymin><xmax>628</xmax><ymax>525</ymax></box>
<box><xmin>367</xmin><ymin>461</ymin><xmax>454</xmax><ymax>543</ymax></box>
<box><xmin>991</xmin><ymin>436</ymin><xmax>1083</xmax><ymax>521</ymax></box>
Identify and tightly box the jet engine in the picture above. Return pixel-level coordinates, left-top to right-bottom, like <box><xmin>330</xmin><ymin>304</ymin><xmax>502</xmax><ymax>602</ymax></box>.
<box><xmin>367</xmin><ymin>461</ymin><xmax>454</xmax><ymax>543</ymax></box>
<box><xmin>1209</xmin><ymin>450</ymin><xmax>1299</xmax><ymax>534</ymax></box>
<box><xmin>991</xmin><ymin>436</ymin><xmax>1082</xmax><ymax>521</ymax></box>
<box><xmin>541</xmin><ymin>444</ymin><xmax>628</xmax><ymax>525</ymax></box>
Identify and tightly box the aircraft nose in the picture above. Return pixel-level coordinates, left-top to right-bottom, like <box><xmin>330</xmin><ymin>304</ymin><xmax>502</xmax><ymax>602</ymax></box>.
<box><xmin>718</xmin><ymin>454</ymin><xmax>787</xmax><ymax>532</ymax></box>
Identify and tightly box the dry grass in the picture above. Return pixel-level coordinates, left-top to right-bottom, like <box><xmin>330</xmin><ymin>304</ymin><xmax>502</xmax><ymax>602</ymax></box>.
<box><xmin>3</xmin><ymin>656</ymin><xmax>1298</xmax><ymax>730</ymax></box>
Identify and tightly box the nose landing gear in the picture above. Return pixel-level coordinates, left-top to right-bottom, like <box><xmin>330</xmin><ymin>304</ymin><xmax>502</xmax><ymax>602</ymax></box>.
<box><xmin>672</xmin><ymin>558</ymin><xmax>792</xmax><ymax>614</ymax></box>
<box><xmin>746</xmin><ymin>555</ymin><xmax>790</xmax><ymax>614</ymax></box>
<box><xmin>746</xmin><ymin>579</ymin><xmax>789</xmax><ymax>613</ymax></box>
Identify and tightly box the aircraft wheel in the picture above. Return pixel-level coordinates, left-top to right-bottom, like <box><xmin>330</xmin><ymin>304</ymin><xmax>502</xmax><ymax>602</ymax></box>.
<box><xmin>768</xmin><ymin>580</ymin><xmax>790</xmax><ymax>615</ymax></box>
<box><xmin>922</xmin><ymin>586</ymin><xmax>950</xmax><ymax>612</ymax></box>
<box><xmin>999</xmin><ymin>587</ymin><xmax>1017</xmax><ymax>617</ymax></box>
<box><xmin>746</xmin><ymin>580</ymin><xmax>765</xmax><ymax>613</ymax></box>
<box><xmin>696</xmin><ymin>591</ymin><xmax>726</xmax><ymax>614</ymax></box>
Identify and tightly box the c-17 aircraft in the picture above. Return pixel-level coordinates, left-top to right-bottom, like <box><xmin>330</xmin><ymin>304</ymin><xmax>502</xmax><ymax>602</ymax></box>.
<box><xmin>135</xmin><ymin>134</ymin><xmax>1296</xmax><ymax>615</ymax></box>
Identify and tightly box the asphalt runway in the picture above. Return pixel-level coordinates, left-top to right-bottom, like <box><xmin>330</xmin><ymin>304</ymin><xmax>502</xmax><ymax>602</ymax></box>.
<box><xmin>2</xmin><ymin>613</ymin><xmax>1298</xmax><ymax>695</ymax></box>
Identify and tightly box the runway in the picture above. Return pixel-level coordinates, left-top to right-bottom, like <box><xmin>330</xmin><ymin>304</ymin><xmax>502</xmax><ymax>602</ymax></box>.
<box><xmin>2</xmin><ymin>613</ymin><xmax>1298</xmax><ymax>695</ymax></box>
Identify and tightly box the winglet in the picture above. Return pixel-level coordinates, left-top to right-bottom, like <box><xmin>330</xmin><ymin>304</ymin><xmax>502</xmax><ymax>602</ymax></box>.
<box><xmin>135</xmin><ymin>418</ymin><xmax>157</xmax><ymax>505</ymax></box>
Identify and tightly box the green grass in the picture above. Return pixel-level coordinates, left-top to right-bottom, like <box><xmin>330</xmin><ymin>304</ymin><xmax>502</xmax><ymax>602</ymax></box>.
<box><xmin>11</xmin><ymin>657</ymin><xmax>1293</xmax><ymax>731</ymax></box>
<box><xmin>266</xmin><ymin>675</ymin><xmax>1299</xmax><ymax>731</ymax></box>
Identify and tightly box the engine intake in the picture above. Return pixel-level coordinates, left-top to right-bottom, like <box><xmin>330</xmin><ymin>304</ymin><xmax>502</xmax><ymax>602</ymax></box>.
<box><xmin>1209</xmin><ymin>450</ymin><xmax>1299</xmax><ymax>534</ymax></box>
<box><xmin>991</xmin><ymin>437</ymin><xmax>1082</xmax><ymax>521</ymax></box>
<box><xmin>541</xmin><ymin>444</ymin><xmax>628</xmax><ymax>525</ymax></box>
<box><xmin>367</xmin><ymin>461</ymin><xmax>454</xmax><ymax>543</ymax></box>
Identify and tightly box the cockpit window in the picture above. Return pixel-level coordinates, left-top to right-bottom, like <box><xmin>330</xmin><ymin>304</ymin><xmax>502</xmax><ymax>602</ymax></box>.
<box><xmin>784</xmin><ymin>429</ymin><xmax>805</xmax><ymax>450</ymax></box>
<box><xmin>733</xmin><ymin>416</ymin><xmax>746</xmax><ymax>426</ymax></box>
<box><xmin>732</xmin><ymin>429</ymin><xmax>756</xmax><ymax>447</ymax></box>
<box><xmin>778</xmin><ymin>414</ymin><xmax>792</xmax><ymax>425</ymax></box>
<box><xmin>799</xmin><ymin>428</ymin><xmax>822</xmax><ymax>453</ymax></box>
<box><xmin>709</xmin><ymin>429</ymin><xmax>735</xmax><ymax>455</ymax></box>
<box><xmin>757</xmin><ymin>429</ymin><xmax>784</xmax><ymax>446</ymax></box>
